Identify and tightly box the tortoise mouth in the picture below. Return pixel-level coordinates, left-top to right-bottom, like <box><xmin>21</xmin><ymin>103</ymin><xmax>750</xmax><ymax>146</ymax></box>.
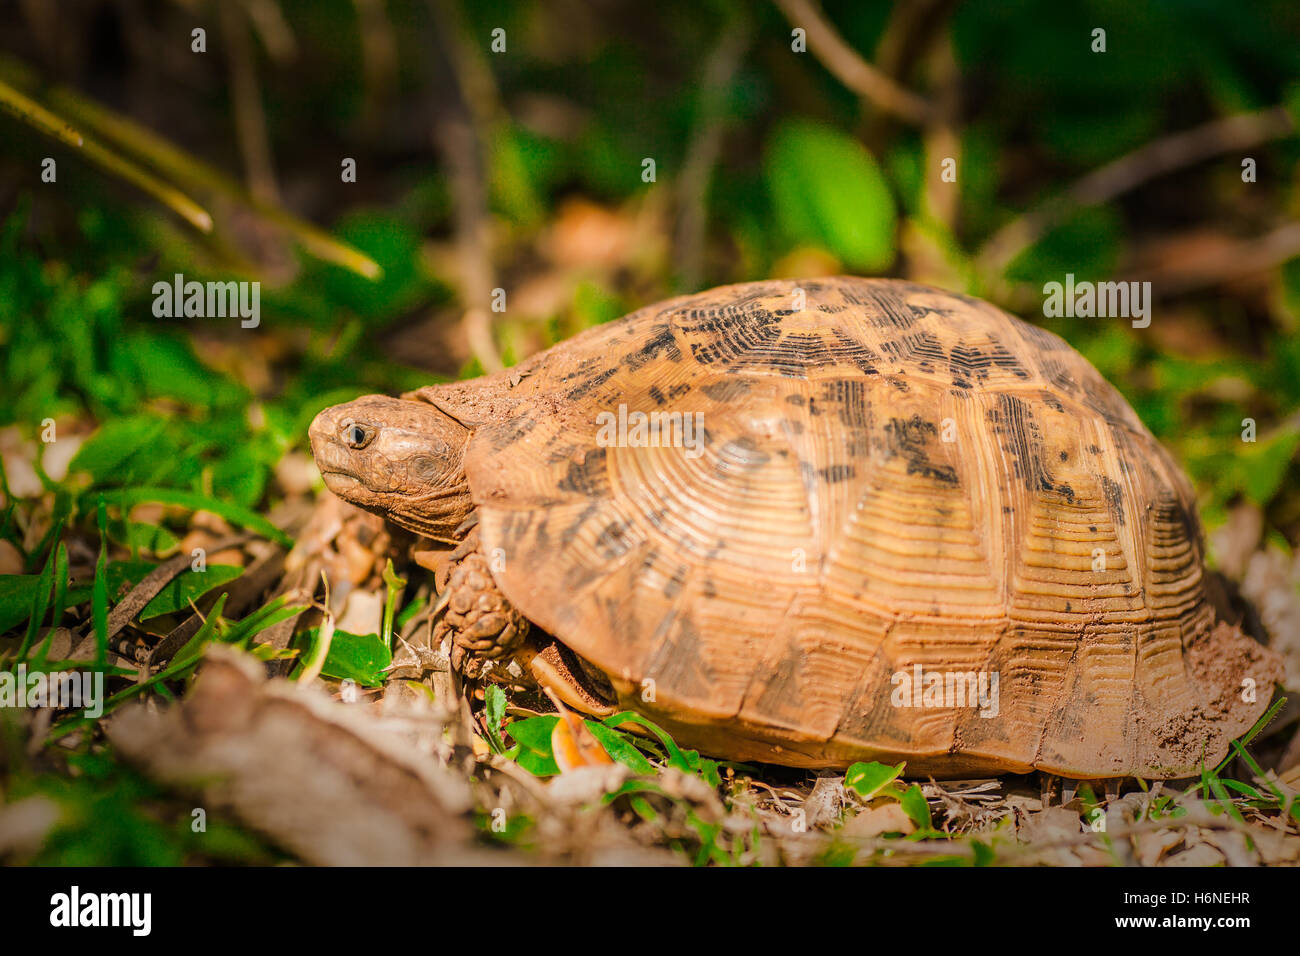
<box><xmin>316</xmin><ymin>467</ymin><xmax>368</xmax><ymax>498</ymax></box>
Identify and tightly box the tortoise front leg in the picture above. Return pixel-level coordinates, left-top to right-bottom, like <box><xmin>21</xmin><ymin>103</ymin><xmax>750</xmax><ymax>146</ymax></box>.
<box><xmin>426</xmin><ymin>532</ymin><xmax>615</xmax><ymax>717</ymax></box>
<box><xmin>428</xmin><ymin>529</ymin><xmax>530</xmax><ymax>666</ymax></box>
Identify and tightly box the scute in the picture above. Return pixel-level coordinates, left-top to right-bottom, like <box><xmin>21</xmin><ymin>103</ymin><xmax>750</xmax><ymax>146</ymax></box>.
<box><xmin>411</xmin><ymin>278</ymin><xmax>1281</xmax><ymax>777</ymax></box>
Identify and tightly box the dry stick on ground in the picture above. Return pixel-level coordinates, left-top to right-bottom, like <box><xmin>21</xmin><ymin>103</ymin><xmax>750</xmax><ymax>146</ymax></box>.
<box><xmin>430</xmin><ymin>0</ymin><xmax>505</xmax><ymax>373</ymax></box>
<box><xmin>977</xmin><ymin>105</ymin><xmax>1297</xmax><ymax>277</ymax></box>
<box><xmin>219</xmin><ymin>0</ymin><xmax>280</xmax><ymax>205</ymax></box>
<box><xmin>773</xmin><ymin>0</ymin><xmax>934</xmax><ymax>125</ymax></box>
<box><xmin>674</xmin><ymin>19</ymin><xmax>752</xmax><ymax>292</ymax></box>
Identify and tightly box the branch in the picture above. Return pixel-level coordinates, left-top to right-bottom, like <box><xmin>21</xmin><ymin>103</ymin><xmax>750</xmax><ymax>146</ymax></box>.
<box><xmin>1122</xmin><ymin>221</ymin><xmax>1300</xmax><ymax>295</ymax></box>
<box><xmin>429</xmin><ymin>0</ymin><xmax>505</xmax><ymax>373</ymax></box>
<box><xmin>219</xmin><ymin>0</ymin><xmax>280</xmax><ymax>204</ymax></box>
<box><xmin>674</xmin><ymin>17</ymin><xmax>752</xmax><ymax>291</ymax></box>
<box><xmin>978</xmin><ymin>106</ymin><xmax>1296</xmax><ymax>276</ymax></box>
<box><xmin>774</xmin><ymin>0</ymin><xmax>934</xmax><ymax>125</ymax></box>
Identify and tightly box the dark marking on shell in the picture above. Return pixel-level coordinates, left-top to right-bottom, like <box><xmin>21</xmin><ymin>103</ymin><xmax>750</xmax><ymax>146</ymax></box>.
<box><xmin>625</xmin><ymin>322</ymin><xmax>682</xmax><ymax>370</ymax></box>
<box><xmin>565</xmin><ymin>366</ymin><xmax>618</xmax><ymax>401</ymax></box>
<box><xmin>558</xmin><ymin>447</ymin><xmax>609</xmax><ymax>497</ymax></box>
<box><xmin>820</xmin><ymin>379</ymin><xmax>869</xmax><ymax>429</ymax></box>
<box><xmin>1100</xmin><ymin>475</ymin><xmax>1125</xmax><ymax>526</ymax></box>
<box><xmin>595</xmin><ymin>520</ymin><xmax>635</xmax><ymax>561</ymax></box>
<box><xmin>992</xmin><ymin>394</ymin><xmax>1061</xmax><ymax>495</ymax></box>
<box><xmin>663</xmin><ymin>565</ymin><xmax>687</xmax><ymax>599</ymax></box>
<box><xmin>701</xmin><ymin>379</ymin><xmax>752</xmax><ymax>402</ymax></box>
<box><xmin>882</xmin><ymin>416</ymin><xmax>959</xmax><ymax>486</ymax></box>
<box><xmin>948</xmin><ymin>339</ymin><xmax>1030</xmax><ymax>383</ymax></box>
<box><xmin>819</xmin><ymin>464</ymin><xmax>857</xmax><ymax>483</ymax></box>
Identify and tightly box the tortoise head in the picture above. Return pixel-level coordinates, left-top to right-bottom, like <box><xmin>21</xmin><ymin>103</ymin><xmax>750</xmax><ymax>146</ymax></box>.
<box><xmin>309</xmin><ymin>395</ymin><xmax>475</xmax><ymax>542</ymax></box>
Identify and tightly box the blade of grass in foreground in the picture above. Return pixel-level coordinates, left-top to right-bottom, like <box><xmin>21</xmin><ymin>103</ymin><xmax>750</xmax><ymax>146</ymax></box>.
<box><xmin>90</xmin><ymin>488</ymin><xmax>292</xmax><ymax>548</ymax></box>
<box><xmin>93</xmin><ymin>501</ymin><xmax>110</xmax><ymax>669</ymax></box>
<box><xmin>15</xmin><ymin>521</ymin><xmax>61</xmax><ymax>660</ymax></box>
<box><xmin>0</xmin><ymin>78</ymin><xmax>213</xmax><ymax>232</ymax></box>
<box><xmin>43</xmin><ymin>80</ymin><xmax>382</xmax><ymax>279</ymax></box>
<box><xmin>30</xmin><ymin>541</ymin><xmax>69</xmax><ymax>669</ymax></box>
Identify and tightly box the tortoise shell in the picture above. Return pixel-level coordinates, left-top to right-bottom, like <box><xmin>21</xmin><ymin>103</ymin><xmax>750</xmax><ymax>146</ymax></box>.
<box><xmin>411</xmin><ymin>277</ymin><xmax>1281</xmax><ymax>778</ymax></box>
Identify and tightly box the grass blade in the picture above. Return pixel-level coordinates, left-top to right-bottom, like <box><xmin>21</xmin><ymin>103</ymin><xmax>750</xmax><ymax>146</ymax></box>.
<box><xmin>92</xmin><ymin>501</ymin><xmax>109</xmax><ymax>668</ymax></box>
<box><xmin>90</xmin><ymin>488</ymin><xmax>292</xmax><ymax>548</ymax></box>
<box><xmin>0</xmin><ymin>78</ymin><xmax>212</xmax><ymax>232</ymax></box>
<box><xmin>15</xmin><ymin>522</ymin><xmax>61</xmax><ymax>659</ymax></box>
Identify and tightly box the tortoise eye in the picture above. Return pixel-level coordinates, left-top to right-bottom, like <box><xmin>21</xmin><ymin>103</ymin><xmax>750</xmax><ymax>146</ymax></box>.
<box><xmin>342</xmin><ymin>422</ymin><xmax>374</xmax><ymax>449</ymax></box>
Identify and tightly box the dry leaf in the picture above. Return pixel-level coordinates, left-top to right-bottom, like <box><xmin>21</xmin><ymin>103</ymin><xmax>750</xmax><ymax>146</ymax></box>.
<box><xmin>842</xmin><ymin>802</ymin><xmax>914</xmax><ymax>839</ymax></box>
<box><xmin>108</xmin><ymin>645</ymin><xmax>475</xmax><ymax>865</ymax></box>
<box><xmin>551</xmin><ymin>708</ymin><xmax>613</xmax><ymax>772</ymax></box>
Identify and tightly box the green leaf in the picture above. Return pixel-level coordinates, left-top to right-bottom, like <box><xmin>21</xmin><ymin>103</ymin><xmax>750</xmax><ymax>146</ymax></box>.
<box><xmin>106</xmin><ymin>519</ymin><xmax>179</xmax><ymax>556</ymax></box>
<box><xmin>584</xmin><ymin>721</ymin><xmax>656</xmax><ymax>774</ymax></box>
<box><xmin>600</xmin><ymin>711</ymin><xmax>708</xmax><ymax>778</ymax></box>
<box><xmin>484</xmin><ymin>685</ymin><xmax>508</xmax><ymax>755</ymax></box>
<box><xmin>318</xmin><ymin>213</ymin><xmax>421</xmax><ymax>322</ymax></box>
<box><xmin>104</xmin><ymin>560</ymin><xmax>158</xmax><ymax>599</ymax></box>
<box><xmin>0</xmin><ymin>575</ymin><xmax>82</xmax><ymax>636</ymax></box>
<box><xmin>844</xmin><ymin>760</ymin><xmax>906</xmax><ymax>799</ymax></box>
<box><xmin>90</xmin><ymin>488</ymin><xmax>292</xmax><ymax>547</ymax></box>
<box><xmin>1241</xmin><ymin>427</ymin><xmax>1300</xmax><ymax>505</ymax></box>
<box><xmin>313</xmin><ymin>628</ymin><xmax>391</xmax><ymax>687</ymax></box>
<box><xmin>68</xmin><ymin>415</ymin><xmax>168</xmax><ymax>484</ymax></box>
<box><xmin>1003</xmin><ymin>205</ymin><xmax>1122</xmax><ymax>285</ymax></box>
<box><xmin>138</xmin><ymin>565</ymin><xmax>244</xmax><ymax>621</ymax></box>
<box><xmin>900</xmin><ymin>783</ymin><xmax>932</xmax><ymax>829</ymax></box>
<box><xmin>507</xmin><ymin>714</ymin><xmax>562</xmax><ymax>777</ymax></box>
<box><xmin>764</xmin><ymin>119</ymin><xmax>897</xmax><ymax>271</ymax></box>
<box><xmin>125</xmin><ymin>332</ymin><xmax>243</xmax><ymax>409</ymax></box>
<box><xmin>507</xmin><ymin>714</ymin><xmax>560</xmax><ymax>752</ymax></box>
<box><xmin>489</xmin><ymin>125</ymin><xmax>546</xmax><ymax>227</ymax></box>
<box><xmin>515</xmin><ymin>748</ymin><xmax>562</xmax><ymax>777</ymax></box>
<box><xmin>207</xmin><ymin>445</ymin><xmax>268</xmax><ymax>510</ymax></box>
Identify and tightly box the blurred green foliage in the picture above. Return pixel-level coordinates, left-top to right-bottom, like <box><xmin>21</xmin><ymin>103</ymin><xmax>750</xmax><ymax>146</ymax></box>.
<box><xmin>1</xmin><ymin>0</ymin><xmax>1300</xmax><ymax>863</ymax></box>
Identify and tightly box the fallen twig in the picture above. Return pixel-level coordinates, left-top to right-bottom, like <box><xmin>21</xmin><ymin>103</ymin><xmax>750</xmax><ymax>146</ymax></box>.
<box><xmin>773</xmin><ymin>0</ymin><xmax>934</xmax><ymax>125</ymax></box>
<box><xmin>979</xmin><ymin>105</ymin><xmax>1297</xmax><ymax>276</ymax></box>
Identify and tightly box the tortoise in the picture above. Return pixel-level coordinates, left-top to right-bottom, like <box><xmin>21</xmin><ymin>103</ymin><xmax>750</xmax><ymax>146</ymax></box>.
<box><xmin>309</xmin><ymin>277</ymin><xmax>1282</xmax><ymax>778</ymax></box>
